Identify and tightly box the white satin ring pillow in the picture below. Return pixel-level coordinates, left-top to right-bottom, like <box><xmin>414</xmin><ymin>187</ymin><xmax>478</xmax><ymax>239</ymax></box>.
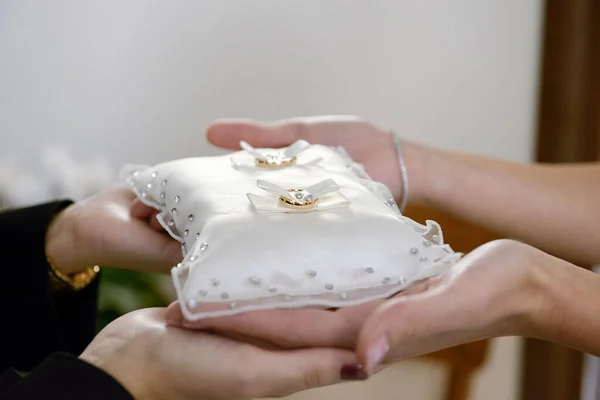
<box><xmin>121</xmin><ymin>142</ymin><xmax>462</xmax><ymax>320</ymax></box>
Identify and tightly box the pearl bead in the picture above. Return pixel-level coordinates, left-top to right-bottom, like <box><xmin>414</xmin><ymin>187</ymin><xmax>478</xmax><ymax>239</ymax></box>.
<box><xmin>229</xmin><ymin>302</ymin><xmax>237</xmax><ymax>309</ymax></box>
<box><xmin>339</xmin><ymin>292</ymin><xmax>348</xmax><ymax>300</ymax></box>
<box><xmin>382</xmin><ymin>277</ymin><xmax>391</xmax><ymax>284</ymax></box>
<box><xmin>221</xmin><ymin>292</ymin><xmax>229</xmax><ymax>300</ymax></box>
<box><xmin>398</xmin><ymin>277</ymin><xmax>406</xmax><ymax>285</ymax></box>
<box><xmin>188</xmin><ymin>214</ymin><xmax>194</xmax><ymax>222</ymax></box>
<box><xmin>151</xmin><ymin>172</ymin><xmax>157</xmax><ymax>178</ymax></box>
<box><xmin>171</xmin><ymin>208</ymin><xmax>177</xmax><ymax>215</ymax></box>
<box><xmin>212</xmin><ymin>278</ymin><xmax>220</xmax><ymax>287</ymax></box>
<box><xmin>174</xmin><ymin>195</ymin><xmax>180</xmax><ymax>203</ymax></box>
<box><xmin>410</xmin><ymin>247</ymin><xmax>419</xmax><ymax>254</ymax></box>
<box><xmin>200</xmin><ymin>242</ymin><xmax>208</xmax><ymax>251</ymax></box>
<box><xmin>305</xmin><ymin>194</ymin><xmax>314</xmax><ymax>202</ymax></box>
<box><xmin>268</xmin><ymin>286</ymin><xmax>277</xmax><ymax>293</ymax></box>
<box><xmin>423</xmin><ymin>240</ymin><xmax>431</xmax><ymax>247</ymax></box>
<box><xmin>294</xmin><ymin>192</ymin><xmax>303</xmax><ymax>199</ymax></box>
<box><xmin>325</xmin><ymin>284</ymin><xmax>334</xmax><ymax>290</ymax></box>
<box><xmin>181</xmin><ymin>243</ymin><xmax>187</xmax><ymax>253</ymax></box>
<box><xmin>160</xmin><ymin>192</ymin><xmax>166</xmax><ymax>199</ymax></box>
<box><xmin>306</xmin><ymin>270</ymin><xmax>317</xmax><ymax>277</ymax></box>
<box><xmin>249</xmin><ymin>276</ymin><xmax>261</xmax><ymax>285</ymax></box>
<box><xmin>133</xmin><ymin>171</ymin><xmax>140</xmax><ymax>178</ymax></box>
<box><xmin>196</xmin><ymin>233</ymin><xmax>200</xmax><ymax>240</ymax></box>
<box><xmin>167</xmin><ymin>220</ymin><xmax>175</xmax><ymax>227</ymax></box>
<box><xmin>147</xmin><ymin>182</ymin><xmax>153</xmax><ymax>189</ymax></box>
<box><xmin>184</xmin><ymin>229</ymin><xmax>189</xmax><ymax>237</ymax></box>
<box><xmin>366</xmin><ymin>267</ymin><xmax>374</xmax><ymax>274</ymax></box>
<box><xmin>176</xmin><ymin>263</ymin><xmax>182</xmax><ymax>268</ymax></box>
<box><xmin>190</xmin><ymin>255</ymin><xmax>196</xmax><ymax>261</ymax></box>
<box><xmin>420</xmin><ymin>256</ymin><xmax>428</xmax><ymax>262</ymax></box>
<box><xmin>198</xmin><ymin>290</ymin><xmax>207</xmax><ymax>297</ymax></box>
<box><xmin>161</xmin><ymin>179</ymin><xmax>168</xmax><ymax>186</ymax></box>
<box><xmin>187</xmin><ymin>299</ymin><xmax>197</xmax><ymax>308</ymax></box>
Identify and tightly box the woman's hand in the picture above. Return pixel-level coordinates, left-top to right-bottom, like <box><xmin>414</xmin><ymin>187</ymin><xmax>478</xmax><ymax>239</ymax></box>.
<box><xmin>168</xmin><ymin>240</ymin><xmax>556</xmax><ymax>374</ymax></box>
<box><xmin>206</xmin><ymin>116</ymin><xmax>423</xmax><ymax>202</ymax></box>
<box><xmin>355</xmin><ymin>239</ymin><xmax>548</xmax><ymax>374</ymax></box>
<box><xmin>80</xmin><ymin>308</ymin><xmax>359</xmax><ymax>400</ymax></box>
<box><xmin>45</xmin><ymin>185</ymin><xmax>181</xmax><ymax>274</ymax></box>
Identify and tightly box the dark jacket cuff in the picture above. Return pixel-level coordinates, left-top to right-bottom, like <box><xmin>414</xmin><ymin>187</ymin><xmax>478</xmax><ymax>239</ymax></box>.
<box><xmin>1</xmin><ymin>353</ymin><xmax>133</xmax><ymax>400</ymax></box>
<box><xmin>0</xmin><ymin>201</ymin><xmax>100</xmax><ymax>371</ymax></box>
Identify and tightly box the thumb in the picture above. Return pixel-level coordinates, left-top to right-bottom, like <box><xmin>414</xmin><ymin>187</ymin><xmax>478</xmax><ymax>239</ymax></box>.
<box><xmin>356</xmin><ymin>289</ymin><xmax>455</xmax><ymax>376</ymax></box>
<box><xmin>264</xmin><ymin>347</ymin><xmax>362</xmax><ymax>398</ymax></box>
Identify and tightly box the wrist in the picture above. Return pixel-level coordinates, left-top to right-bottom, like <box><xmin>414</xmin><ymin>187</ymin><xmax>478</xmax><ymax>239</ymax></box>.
<box><xmin>80</xmin><ymin>334</ymin><xmax>158</xmax><ymax>400</ymax></box>
<box><xmin>45</xmin><ymin>205</ymin><xmax>84</xmax><ymax>275</ymax></box>
<box><xmin>399</xmin><ymin>140</ymin><xmax>433</xmax><ymax>205</ymax></box>
<box><xmin>525</xmin><ymin>251</ymin><xmax>600</xmax><ymax>354</ymax></box>
<box><xmin>470</xmin><ymin>241</ymin><xmax>552</xmax><ymax>339</ymax></box>
<box><xmin>504</xmin><ymin>246</ymin><xmax>555</xmax><ymax>338</ymax></box>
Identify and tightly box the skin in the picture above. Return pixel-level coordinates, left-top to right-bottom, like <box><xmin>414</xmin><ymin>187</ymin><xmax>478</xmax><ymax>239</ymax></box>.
<box><xmin>164</xmin><ymin>115</ymin><xmax>600</xmax><ymax>376</ymax></box>
<box><xmin>45</xmin><ymin>185</ymin><xmax>181</xmax><ymax>275</ymax></box>
<box><xmin>80</xmin><ymin>308</ymin><xmax>359</xmax><ymax>400</ymax></box>
<box><xmin>42</xmin><ymin>185</ymin><xmax>361</xmax><ymax>398</ymax></box>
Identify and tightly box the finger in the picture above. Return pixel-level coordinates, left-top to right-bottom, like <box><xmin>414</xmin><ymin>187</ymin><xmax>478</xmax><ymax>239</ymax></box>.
<box><xmin>105</xmin><ymin>220</ymin><xmax>182</xmax><ymax>273</ymax></box>
<box><xmin>213</xmin><ymin>329</ymin><xmax>285</xmax><ymax>351</ymax></box>
<box><xmin>259</xmin><ymin>347</ymin><xmax>362</xmax><ymax>398</ymax></box>
<box><xmin>206</xmin><ymin>115</ymin><xmax>362</xmax><ymax>150</ymax></box>
<box><xmin>356</xmin><ymin>288</ymin><xmax>460</xmax><ymax>375</ymax></box>
<box><xmin>206</xmin><ymin>118</ymin><xmax>303</xmax><ymax>150</ymax></box>
<box><xmin>165</xmin><ymin>299</ymin><xmax>385</xmax><ymax>349</ymax></box>
<box><xmin>149</xmin><ymin>212</ymin><xmax>164</xmax><ymax>231</ymax></box>
<box><xmin>165</xmin><ymin>301</ymin><xmax>185</xmax><ymax>325</ymax></box>
<box><xmin>130</xmin><ymin>199</ymin><xmax>155</xmax><ymax>219</ymax></box>
<box><xmin>167</xmin><ymin>303</ymin><xmax>356</xmax><ymax>349</ymax></box>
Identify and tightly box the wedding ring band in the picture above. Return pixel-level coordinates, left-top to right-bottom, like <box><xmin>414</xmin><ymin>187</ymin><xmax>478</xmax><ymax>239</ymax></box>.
<box><xmin>278</xmin><ymin>189</ymin><xmax>318</xmax><ymax>210</ymax></box>
<box><xmin>255</xmin><ymin>155</ymin><xmax>297</xmax><ymax>168</ymax></box>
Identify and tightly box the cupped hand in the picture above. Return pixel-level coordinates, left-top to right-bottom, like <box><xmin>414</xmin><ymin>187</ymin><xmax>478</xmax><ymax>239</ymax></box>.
<box><xmin>80</xmin><ymin>308</ymin><xmax>359</xmax><ymax>400</ymax></box>
<box><xmin>206</xmin><ymin>116</ymin><xmax>410</xmax><ymax>200</ymax></box>
<box><xmin>167</xmin><ymin>240</ymin><xmax>548</xmax><ymax>375</ymax></box>
<box><xmin>45</xmin><ymin>185</ymin><xmax>182</xmax><ymax>274</ymax></box>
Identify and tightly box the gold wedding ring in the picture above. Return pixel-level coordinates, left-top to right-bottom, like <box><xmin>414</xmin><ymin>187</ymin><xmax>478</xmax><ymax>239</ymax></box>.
<box><xmin>278</xmin><ymin>189</ymin><xmax>318</xmax><ymax>210</ymax></box>
<box><xmin>255</xmin><ymin>155</ymin><xmax>297</xmax><ymax>169</ymax></box>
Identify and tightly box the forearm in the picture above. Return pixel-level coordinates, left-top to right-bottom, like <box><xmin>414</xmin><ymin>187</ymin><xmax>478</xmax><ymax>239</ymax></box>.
<box><xmin>528</xmin><ymin>251</ymin><xmax>600</xmax><ymax>356</ymax></box>
<box><xmin>404</xmin><ymin>141</ymin><xmax>600</xmax><ymax>265</ymax></box>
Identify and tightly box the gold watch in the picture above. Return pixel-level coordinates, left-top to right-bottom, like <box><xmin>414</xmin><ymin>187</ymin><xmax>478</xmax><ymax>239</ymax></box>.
<box><xmin>47</xmin><ymin>256</ymin><xmax>100</xmax><ymax>292</ymax></box>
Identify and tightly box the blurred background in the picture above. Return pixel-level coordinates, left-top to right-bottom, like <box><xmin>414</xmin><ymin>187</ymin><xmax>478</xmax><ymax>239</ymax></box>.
<box><xmin>0</xmin><ymin>1</ymin><xmax>598</xmax><ymax>399</ymax></box>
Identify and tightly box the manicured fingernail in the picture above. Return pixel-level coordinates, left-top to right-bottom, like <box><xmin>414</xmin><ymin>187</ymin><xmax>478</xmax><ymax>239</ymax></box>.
<box><xmin>365</xmin><ymin>336</ymin><xmax>390</xmax><ymax>374</ymax></box>
<box><xmin>340</xmin><ymin>364</ymin><xmax>368</xmax><ymax>381</ymax></box>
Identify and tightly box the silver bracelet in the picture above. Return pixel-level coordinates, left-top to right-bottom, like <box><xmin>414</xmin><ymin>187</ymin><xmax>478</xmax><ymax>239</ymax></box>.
<box><xmin>390</xmin><ymin>130</ymin><xmax>409</xmax><ymax>212</ymax></box>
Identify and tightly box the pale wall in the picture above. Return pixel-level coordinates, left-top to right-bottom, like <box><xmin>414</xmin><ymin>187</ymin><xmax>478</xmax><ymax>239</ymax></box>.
<box><xmin>0</xmin><ymin>1</ymin><xmax>542</xmax><ymax>399</ymax></box>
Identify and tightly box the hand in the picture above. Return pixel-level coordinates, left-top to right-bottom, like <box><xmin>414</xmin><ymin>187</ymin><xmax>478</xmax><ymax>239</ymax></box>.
<box><xmin>80</xmin><ymin>308</ymin><xmax>360</xmax><ymax>400</ymax></box>
<box><xmin>45</xmin><ymin>185</ymin><xmax>181</xmax><ymax>274</ymax></box>
<box><xmin>206</xmin><ymin>116</ymin><xmax>423</xmax><ymax>201</ymax></box>
<box><xmin>167</xmin><ymin>240</ymin><xmax>550</xmax><ymax>375</ymax></box>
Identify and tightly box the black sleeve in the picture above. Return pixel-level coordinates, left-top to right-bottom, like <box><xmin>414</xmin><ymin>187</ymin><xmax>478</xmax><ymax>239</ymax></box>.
<box><xmin>0</xmin><ymin>353</ymin><xmax>133</xmax><ymax>400</ymax></box>
<box><xmin>0</xmin><ymin>201</ymin><xmax>100</xmax><ymax>372</ymax></box>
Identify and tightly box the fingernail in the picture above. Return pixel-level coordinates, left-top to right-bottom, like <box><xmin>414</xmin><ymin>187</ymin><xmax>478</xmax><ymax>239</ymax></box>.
<box><xmin>340</xmin><ymin>364</ymin><xmax>368</xmax><ymax>381</ymax></box>
<box><xmin>365</xmin><ymin>336</ymin><xmax>390</xmax><ymax>374</ymax></box>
